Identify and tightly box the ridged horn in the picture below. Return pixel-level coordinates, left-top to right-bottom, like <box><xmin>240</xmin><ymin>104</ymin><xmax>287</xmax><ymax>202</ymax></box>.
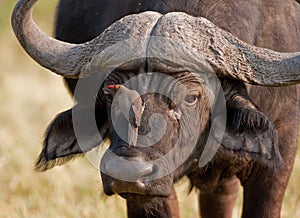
<box><xmin>151</xmin><ymin>12</ymin><xmax>300</xmax><ymax>86</ymax></box>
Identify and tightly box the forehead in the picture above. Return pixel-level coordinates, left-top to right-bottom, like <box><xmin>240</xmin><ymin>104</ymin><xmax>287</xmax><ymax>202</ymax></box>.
<box><xmin>100</xmin><ymin>56</ymin><xmax>218</xmax><ymax>103</ymax></box>
<box><xmin>105</xmin><ymin>72</ymin><xmax>204</xmax><ymax>105</ymax></box>
<box><xmin>103</xmin><ymin>70</ymin><xmax>218</xmax><ymax>108</ymax></box>
<box><xmin>105</xmin><ymin>70</ymin><xmax>206</xmax><ymax>92</ymax></box>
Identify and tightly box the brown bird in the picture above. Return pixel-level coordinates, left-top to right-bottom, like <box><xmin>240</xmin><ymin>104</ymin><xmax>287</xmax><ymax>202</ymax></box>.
<box><xmin>104</xmin><ymin>85</ymin><xmax>145</xmax><ymax>146</ymax></box>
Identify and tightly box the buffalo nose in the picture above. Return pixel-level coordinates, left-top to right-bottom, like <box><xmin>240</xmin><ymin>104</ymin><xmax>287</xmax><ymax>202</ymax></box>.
<box><xmin>100</xmin><ymin>151</ymin><xmax>153</xmax><ymax>182</ymax></box>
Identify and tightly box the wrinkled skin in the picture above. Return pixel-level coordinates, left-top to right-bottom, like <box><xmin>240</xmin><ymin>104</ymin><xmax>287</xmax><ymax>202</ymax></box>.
<box><xmin>38</xmin><ymin>0</ymin><xmax>300</xmax><ymax>217</ymax></box>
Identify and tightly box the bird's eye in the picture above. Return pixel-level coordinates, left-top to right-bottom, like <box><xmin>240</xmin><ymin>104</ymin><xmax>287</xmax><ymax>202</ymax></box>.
<box><xmin>184</xmin><ymin>94</ymin><xmax>199</xmax><ymax>106</ymax></box>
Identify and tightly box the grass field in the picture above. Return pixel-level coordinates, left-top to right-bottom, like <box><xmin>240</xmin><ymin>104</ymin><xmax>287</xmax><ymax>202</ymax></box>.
<box><xmin>0</xmin><ymin>1</ymin><xmax>299</xmax><ymax>217</ymax></box>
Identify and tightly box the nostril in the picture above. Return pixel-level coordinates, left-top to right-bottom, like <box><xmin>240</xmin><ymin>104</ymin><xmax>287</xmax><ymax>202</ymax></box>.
<box><xmin>140</xmin><ymin>162</ymin><xmax>153</xmax><ymax>178</ymax></box>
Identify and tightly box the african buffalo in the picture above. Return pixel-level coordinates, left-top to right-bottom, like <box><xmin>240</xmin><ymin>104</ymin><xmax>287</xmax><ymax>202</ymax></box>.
<box><xmin>12</xmin><ymin>0</ymin><xmax>300</xmax><ymax>217</ymax></box>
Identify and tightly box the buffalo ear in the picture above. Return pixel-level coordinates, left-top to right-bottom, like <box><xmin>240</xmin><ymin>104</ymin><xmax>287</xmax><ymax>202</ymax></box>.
<box><xmin>35</xmin><ymin>104</ymin><xmax>108</xmax><ymax>172</ymax></box>
<box><xmin>222</xmin><ymin>107</ymin><xmax>283</xmax><ymax>167</ymax></box>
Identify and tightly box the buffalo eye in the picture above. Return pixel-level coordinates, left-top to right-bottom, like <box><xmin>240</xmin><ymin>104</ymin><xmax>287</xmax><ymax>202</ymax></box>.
<box><xmin>183</xmin><ymin>91</ymin><xmax>200</xmax><ymax>106</ymax></box>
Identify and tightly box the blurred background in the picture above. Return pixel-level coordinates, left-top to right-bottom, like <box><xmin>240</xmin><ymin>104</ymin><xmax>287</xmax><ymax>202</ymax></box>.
<box><xmin>0</xmin><ymin>0</ymin><xmax>299</xmax><ymax>217</ymax></box>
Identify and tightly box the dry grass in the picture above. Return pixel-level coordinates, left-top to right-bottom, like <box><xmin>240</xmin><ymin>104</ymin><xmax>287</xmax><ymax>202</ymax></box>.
<box><xmin>0</xmin><ymin>1</ymin><xmax>299</xmax><ymax>217</ymax></box>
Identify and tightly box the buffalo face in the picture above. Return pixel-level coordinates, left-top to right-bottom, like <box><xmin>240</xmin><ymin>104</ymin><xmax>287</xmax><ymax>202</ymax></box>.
<box><xmin>99</xmin><ymin>71</ymin><xmax>214</xmax><ymax>198</ymax></box>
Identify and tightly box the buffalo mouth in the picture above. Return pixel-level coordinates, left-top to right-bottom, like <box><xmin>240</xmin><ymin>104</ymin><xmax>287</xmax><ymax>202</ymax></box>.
<box><xmin>101</xmin><ymin>170</ymin><xmax>173</xmax><ymax>198</ymax></box>
<box><xmin>101</xmin><ymin>173</ymin><xmax>173</xmax><ymax>197</ymax></box>
<box><xmin>100</xmin><ymin>148</ymin><xmax>174</xmax><ymax>198</ymax></box>
<box><xmin>101</xmin><ymin>175</ymin><xmax>147</xmax><ymax>196</ymax></box>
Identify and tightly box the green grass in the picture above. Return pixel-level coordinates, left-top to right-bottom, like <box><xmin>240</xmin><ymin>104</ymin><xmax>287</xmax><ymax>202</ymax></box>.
<box><xmin>0</xmin><ymin>1</ymin><xmax>299</xmax><ymax>217</ymax></box>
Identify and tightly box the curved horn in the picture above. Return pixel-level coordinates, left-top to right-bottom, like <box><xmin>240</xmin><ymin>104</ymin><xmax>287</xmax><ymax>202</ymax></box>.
<box><xmin>151</xmin><ymin>12</ymin><xmax>300</xmax><ymax>86</ymax></box>
<box><xmin>11</xmin><ymin>0</ymin><xmax>162</xmax><ymax>78</ymax></box>
<box><xmin>11</xmin><ymin>0</ymin><xmax>88</xmax><ymax>77</ymax></box>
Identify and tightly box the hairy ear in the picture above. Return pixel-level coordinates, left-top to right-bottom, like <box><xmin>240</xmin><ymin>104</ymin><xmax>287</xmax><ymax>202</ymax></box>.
<box><xmin>222</xmin><ymin>107</ymin><xmax>282</xmax><ymax>166</ymax></box>
<box><xmin>219</xmin><ymin>79</ymin><xmax>282</xmax><ymax>168</ymax></box>
<box><xmin>35</xmin><ymin>103</ymin><xmax>108</xmax><ymax>172</ymax></box>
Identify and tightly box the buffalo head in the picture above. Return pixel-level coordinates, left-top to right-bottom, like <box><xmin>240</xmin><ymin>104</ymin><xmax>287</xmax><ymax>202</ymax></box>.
<box><xmin>12</xmin><ymin>0</ymin><xmax>300</xmax><ymax>200</ymax></box>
